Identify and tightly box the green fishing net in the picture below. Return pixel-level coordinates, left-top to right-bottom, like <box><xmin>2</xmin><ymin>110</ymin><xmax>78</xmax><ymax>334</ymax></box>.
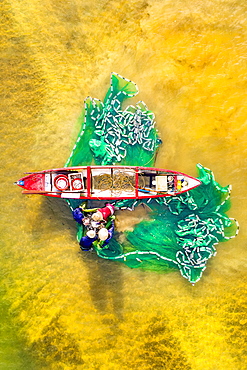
<box><xmin>65</xmin><ymin>72</ymin><xmax>239</xmax><ymax>284</ymax></box>
<box><xmin>65</xmin><ymin>72</ymin><xmax>161</xmax><ymax>168</ymax></box>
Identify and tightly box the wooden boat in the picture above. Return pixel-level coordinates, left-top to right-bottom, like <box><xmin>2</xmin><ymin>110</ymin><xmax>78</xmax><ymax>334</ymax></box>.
<box><xmin>16</xmin><ymin>165</ymin><xmax>201</xmax><ymax>200</ymax></box>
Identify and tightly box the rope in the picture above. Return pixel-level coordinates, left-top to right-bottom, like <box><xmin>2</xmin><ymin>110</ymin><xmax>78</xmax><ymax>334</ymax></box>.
<box><xmin>93</xmin><ymin>172</ymin><xmax>136</xmax><ymax>193</ymax></box>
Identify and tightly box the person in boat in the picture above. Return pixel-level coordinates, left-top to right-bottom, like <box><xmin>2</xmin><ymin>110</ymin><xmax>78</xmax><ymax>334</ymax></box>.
<box><xmin>167</xmin><ymin>175</ymin><xmax>174</xmax><ymax>191</ymax></box>
<box><xmin>177</xmin><ymin>178</ymin><xmax>189</xmax><ymax>191</ymax></box>
<box><xmin>72</xmin><ymin>203</ymin><xmax>115</xmax><ymax>251</ymax></box>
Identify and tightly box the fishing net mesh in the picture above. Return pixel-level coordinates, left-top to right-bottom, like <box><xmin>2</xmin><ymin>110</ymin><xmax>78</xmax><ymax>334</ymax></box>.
<box><xmin>65</xmin><ymin>73</ymin><xmax>239</xmax><ymax>284</ymax></box>
<box><xmin>65</xmin><ymin>72</ymin><xmax>161</xmax><ymax>168</ymax></box>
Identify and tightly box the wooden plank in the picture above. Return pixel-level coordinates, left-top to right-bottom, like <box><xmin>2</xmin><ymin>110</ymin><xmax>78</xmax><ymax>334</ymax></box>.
<box><xmin>86</xmin><ymin>166</ymin><xmax>91</xmax><ymax>197</ymax></box>
<box><xmin>22</xmin><ymin>190</ymin><xmax>53</xmax><ymax>194</ymax></box>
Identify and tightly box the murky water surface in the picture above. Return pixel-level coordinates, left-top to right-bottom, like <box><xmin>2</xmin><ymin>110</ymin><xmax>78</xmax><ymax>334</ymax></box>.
<box><xmin>1</xmin><ymin>0</ymin><xmax>247</xmax><ymax>369</ymax></box>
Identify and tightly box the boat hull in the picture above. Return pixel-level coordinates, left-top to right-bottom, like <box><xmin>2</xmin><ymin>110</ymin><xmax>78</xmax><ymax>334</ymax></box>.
<box><xmin>16</xmin><ymin>165</ymin><xmax>201</xmax><ymax>200</ymax></box>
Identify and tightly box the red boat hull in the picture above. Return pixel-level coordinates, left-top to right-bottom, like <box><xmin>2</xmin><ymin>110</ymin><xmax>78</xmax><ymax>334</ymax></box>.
<box><xmin>16</xmin><ymin>165</ymin><xmax>201</xmax><ymax>200</ymax></box>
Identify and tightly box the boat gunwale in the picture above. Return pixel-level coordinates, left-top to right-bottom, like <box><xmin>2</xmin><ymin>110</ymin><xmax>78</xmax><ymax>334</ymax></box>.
<box><xmin>18</xmin><ymin>165</ymin><xmax>202</xmax><ymax>199</ymax></box>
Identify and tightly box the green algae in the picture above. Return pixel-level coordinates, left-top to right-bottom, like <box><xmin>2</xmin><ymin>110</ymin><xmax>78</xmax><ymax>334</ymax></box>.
<box><xmin>138</xmin><ymin>318</ymin><xmax>192</xmax><ymax>370</ymax></box>
<box><xmin>30</xmin><ymin>315</ymin><xmax>84</xmax><ymax>367</ymax></box>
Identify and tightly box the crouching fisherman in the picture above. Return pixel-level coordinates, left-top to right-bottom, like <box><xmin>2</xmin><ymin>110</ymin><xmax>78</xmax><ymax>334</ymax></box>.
<box><xmin>72</xmin><ymin>203</ymin><xmax>115</xmax><ymax>251</ymax></box>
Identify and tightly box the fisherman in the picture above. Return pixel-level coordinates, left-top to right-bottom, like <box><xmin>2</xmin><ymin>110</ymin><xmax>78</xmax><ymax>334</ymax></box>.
<box><xmin>91</xmin><ymin>203</ymin><xmax>115</xmax><ymax>222</ymax></box>
<box><xmin>177</xmin><ymin>178</ymin><xmax>189</xmax><ymax>191</ymax></box>
<box><xmin>72</xmin><ymin>203</ymin><xmax>115</xmax><ymax>251</ymax></box>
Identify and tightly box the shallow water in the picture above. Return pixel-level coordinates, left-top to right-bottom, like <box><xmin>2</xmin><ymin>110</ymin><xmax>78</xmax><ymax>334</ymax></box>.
<box><xmin>1</xmin><ymin>0</ymin><xmax>247</xmax><ymax>369</ymax></box>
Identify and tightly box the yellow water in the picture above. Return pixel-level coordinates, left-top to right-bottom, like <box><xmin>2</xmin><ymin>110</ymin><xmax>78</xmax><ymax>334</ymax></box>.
<box><xmin>1</xmin><ymin>0</ymin><xmax>247</xmax><ymax>369</ymax></box>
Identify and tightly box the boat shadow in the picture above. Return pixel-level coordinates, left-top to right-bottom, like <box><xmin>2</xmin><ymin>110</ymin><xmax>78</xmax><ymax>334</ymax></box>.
<box><xmin>34</xmin><ymin>197</ymin><xmax>124</xmax><ymax>320</ymax></box>
<box><xmin>82</xmin><ymin>252</ymin><xmax>124</xmax><ymax>320</ymax></box>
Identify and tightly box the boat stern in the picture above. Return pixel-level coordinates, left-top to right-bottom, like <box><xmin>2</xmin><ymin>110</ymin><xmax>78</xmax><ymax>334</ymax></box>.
<box><xmin>15</xmin><ymin>180</ymin><xmax>25</xmax><ymax>188</ymax></box>
<box><xmin>176</xmin><ymin>175</ymin><xmax>201</xmax><ymax>194</ymax></box>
